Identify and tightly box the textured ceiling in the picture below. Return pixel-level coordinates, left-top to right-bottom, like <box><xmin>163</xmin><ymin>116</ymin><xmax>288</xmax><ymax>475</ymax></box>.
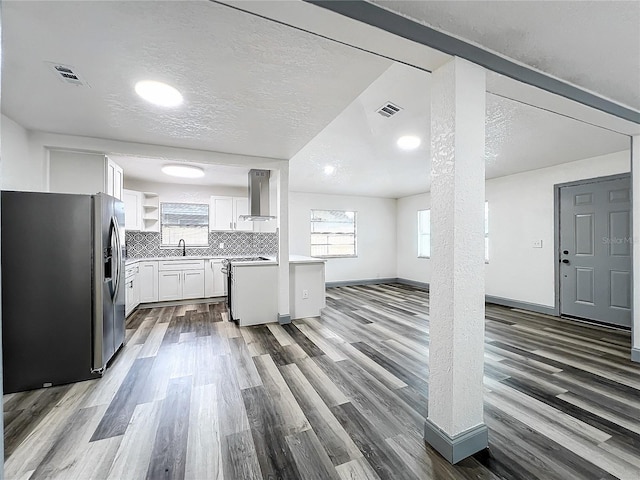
<box><xmin>1</xmin><ymin>0</ymin><xmax>390</xmax><ymax>159</ymax></box>
<box><xmin>1</xmin><ymin>1</ymin><xmax>633</xmax><ymax>198</ymax></box>
<box><xmin>109</xmin><ymin>155</ymin><xmax>249</xmax><ymax>188</ymax></box>
<box><xmin>373</xmin><ymin>0</ymin><xmax>640</xmax><ymax>111</ymax></box>
<box><xmin>290</xmin><ymin>63</ymin><xmax>629</xmax><ymax>198</ymax></box>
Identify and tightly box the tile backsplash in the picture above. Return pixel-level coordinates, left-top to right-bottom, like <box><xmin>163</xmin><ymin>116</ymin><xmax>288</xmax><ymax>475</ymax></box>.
<box><xmin>125</xmin><ymin>231</ymin><xmax>278</xmax><ymax>259</ymax></box>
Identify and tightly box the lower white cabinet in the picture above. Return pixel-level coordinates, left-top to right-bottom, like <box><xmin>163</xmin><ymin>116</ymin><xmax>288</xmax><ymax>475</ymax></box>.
<box><xmin>138</xmin><ymin>261</ymin><xmax>159</xmax><ymax>303</ymax></box>
<box><xmin>158</xmin><ymin>259</ymin><xmax>205</xmax><ymax>301</ymax></box>
<box><xmin>125</xmin><ymin>263</ymin><xmax>140</xmax><ymax>317</ymax></box>
<box><xmin>183</xmin><ymin>270</ymin><xmax>205</xmax><ymax>299</ymax></box>
<box><xmin>159</xmin><ymin>271</ymin><xmax>182</xmax><ymax>301</ymax></box>
<box><xmin>204</xmin><ymin>259</ymin><xmax>225</xmax><ymax>297</ymax></box>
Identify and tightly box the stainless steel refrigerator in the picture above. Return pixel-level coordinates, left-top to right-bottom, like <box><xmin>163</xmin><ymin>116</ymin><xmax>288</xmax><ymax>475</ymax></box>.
<box><xmin>1</xmin><ymin>191</ymin><xmax>126</xmax><ymax>393</ymax></box>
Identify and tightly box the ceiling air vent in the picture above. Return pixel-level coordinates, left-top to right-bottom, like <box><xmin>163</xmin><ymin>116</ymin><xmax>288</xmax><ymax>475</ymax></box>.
<box><xmin>376</xmin><ymin>101</ymin><xmax>402</xmax><ymax>118</ymax></box>
<box><xmin>46</xmin><ymin>62</ymin><xmax>89</xmax><ymax>87</ymax></box>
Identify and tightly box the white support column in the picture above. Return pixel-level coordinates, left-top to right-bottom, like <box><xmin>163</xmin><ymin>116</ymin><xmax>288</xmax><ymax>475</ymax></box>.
<box><xmin>632</xmin><ymin>135</ymin><xmax>640</xmax><ymax>362</ymax></box>
<box><xmin>424</xmin><ymin>57</ymin><xmax>488</xmax><ymax>463</ymax></box>
<box><xmin>276</xmin><ymin>164</ymin><xmax>291</xmax><ymax>324</ymax></box>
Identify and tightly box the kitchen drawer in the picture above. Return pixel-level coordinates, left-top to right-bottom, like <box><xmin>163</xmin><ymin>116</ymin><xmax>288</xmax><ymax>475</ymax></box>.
<box><xmin>158</xmin><ymin>259</ymin><xmax>205</xmax><ymax>271</ymax></box>
<box><xmin>125</xmin><ymin>264</ymin><xmax>139</xmax><ymax>279</ymax></box>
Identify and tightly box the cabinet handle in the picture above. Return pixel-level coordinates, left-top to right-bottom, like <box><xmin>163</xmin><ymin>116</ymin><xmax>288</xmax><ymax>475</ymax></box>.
<box><xmin>230</xmin><ymin>221</ymin><xmax>232</xmax><ymax>229</ymax></box>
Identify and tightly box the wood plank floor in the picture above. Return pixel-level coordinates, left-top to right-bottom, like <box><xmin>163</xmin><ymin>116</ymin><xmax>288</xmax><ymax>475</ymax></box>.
<box><xmin>4</xmin><ymin>284</ymin><xmax>640</xmax><ymax>480</ymax></box>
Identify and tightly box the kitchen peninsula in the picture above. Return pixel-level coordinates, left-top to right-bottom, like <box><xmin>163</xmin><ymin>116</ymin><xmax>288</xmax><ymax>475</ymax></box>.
<box><xmin>125</xmin><ymin>254</ymin><xmax>326</xmax><ymax>325</ymax></box>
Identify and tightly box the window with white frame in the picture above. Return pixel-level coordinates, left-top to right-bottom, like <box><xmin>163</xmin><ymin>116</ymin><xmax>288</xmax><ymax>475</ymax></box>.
<box><xmin>161</xmin><ymin>202</ymin><xmax>209</xmax><ymax>246</ymax></box>
<box><xmin>417</xmin><ymin>202</ymin><xmax>489</xmax><ymax>260</ymax></box>
<box><xmin>310</xmin><ymin>209</ymin><xmax>357</xmax><ymax>257</ymax></box>
<box><xmin>417</xmin><ymin>209</ymin><xmax>431</xmax><ymax>258</ymax></box>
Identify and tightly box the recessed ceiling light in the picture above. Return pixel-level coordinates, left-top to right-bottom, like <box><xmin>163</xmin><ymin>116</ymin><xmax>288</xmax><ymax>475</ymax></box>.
<box><xmin>397</xmin><ymin>135</ymin><xmax>421</xmax><ymax>150</ymax></box>
<box><xmin>161</xmin><ymin>164</ymin><xmax>204</xmax><ymax>178</ymax></box>
<box><xmin>135</xmin><ymin>80</ymin><xmax>183</xmax><ymax>107</ymax></box>
<box><xmin>324</xmin><ymin>165</ymin><xmax>336</xmax><ymax>175</ymax></box>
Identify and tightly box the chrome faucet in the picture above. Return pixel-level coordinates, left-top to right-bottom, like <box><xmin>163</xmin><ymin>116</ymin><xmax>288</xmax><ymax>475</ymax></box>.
<box><xmin>178</xmin><ymin>238</ymin><xmax>186</xmax><ymax>256</ymax></box>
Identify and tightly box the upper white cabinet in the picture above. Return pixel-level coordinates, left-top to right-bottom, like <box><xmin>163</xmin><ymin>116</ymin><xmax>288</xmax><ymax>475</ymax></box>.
<box><xmin>210</xmin><ymin>196</ymin><xmax>252</xmax><ymax>231</ymax></box>
<box><xmin>123</xmin><ymin>189</ymin><xmax>142</xmax><ymax>231</ymax></box>
<box><xmin>106</xmin><ymin>157</ymin><xmax>123</xmax><ymax>200</ymax></box>
<box><xmin>49</xmin><ymin>151</ymin><xmax>123</xmax><ymax>200</ymax></box>
<box><xmin>123</xmin><ymin>190</ymin><xmax>159</xmax><ymax>232</ymax></box>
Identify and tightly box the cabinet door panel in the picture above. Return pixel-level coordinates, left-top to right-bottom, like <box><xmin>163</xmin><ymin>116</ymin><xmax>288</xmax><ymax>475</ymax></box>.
<box><xmin>182</xmin><ymin>270</ymin><xmax>205</xmax><ymax>299</ymax></box>
<box><xmin>212</xmin><ymin>261</ymin><xmax>225</xmax><ymax>296</ymax></box>
<box><xmin>159</xmin><ymin>271</ymin><xmax>181</xmax><ymax>301</ymax></box>
<box><xmin>125</xmin><ymin>278</ymin><xmax>135</xmax><ymax>316</ymax></box>
<box><xmin>139</xmin><ymin>261</ymin><xmax>159</xmax><ymax>303</ymax></box>
<box><xmin>211</xmin><ymin>197</ymin><xmax>234</xmax><ymax>231</ymax></box>
<box><xmin>123</xmin><ymin>190</ymin><xmax>141</xmax><ymax>231</ymax></box>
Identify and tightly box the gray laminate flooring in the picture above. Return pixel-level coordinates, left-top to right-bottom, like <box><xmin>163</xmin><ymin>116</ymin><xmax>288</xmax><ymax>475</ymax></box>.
<box><xmin>4</xmin><ymin>284</ymin><xmax>640</xmax><ymax>479</ymax></box>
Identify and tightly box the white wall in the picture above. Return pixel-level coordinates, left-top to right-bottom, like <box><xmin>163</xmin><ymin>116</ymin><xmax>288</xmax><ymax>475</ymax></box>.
<box><xmin>289</xmin><ymin>191</ymin><xmax>397</xmax><ymax>283</ymax></box>
<box><xmin>397</xmin><ymin>191</ymin><xmax>432</xmax><ymax>284</ymax></box>
<box><xmin>124</xmin><ymin>178</ymin><xmax>246</xmax><ymax>204</ymax></box>
<box><xmin>0</xmin><ymin>114</ymin><xmax>44</xmax><ymax>191</ymax></box>
<box><xmin>397</xmin><ymin>150</ymin><xmax>631</xmax><ymax>307</ymax></box>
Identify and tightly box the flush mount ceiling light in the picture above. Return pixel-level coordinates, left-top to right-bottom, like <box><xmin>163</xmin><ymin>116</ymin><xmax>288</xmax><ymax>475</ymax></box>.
<box><xmin>161</xmin><ymin>164</ymin><xmax>204</xmax><ymax>178</ymax></box>
<box><xmin>397</xmin><ymin>135</ymin><xmax>421</xmax><ymax>150</ymax></box>
<box><xmin>324</xmin><ymin>165</ymin><xmax>336</xmax><ymax>175</ymax></box>
<box><xmin>135</xmin><ymin>80</ymin><xmax>183</xmax><ymax>107</ymax></box>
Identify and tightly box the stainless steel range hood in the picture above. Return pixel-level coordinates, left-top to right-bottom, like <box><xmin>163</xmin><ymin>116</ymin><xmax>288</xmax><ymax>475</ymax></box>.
<box><xmin>239</xmin><ymin>169</ymin><xmax>276</xmax><ymax>221</ymax></box>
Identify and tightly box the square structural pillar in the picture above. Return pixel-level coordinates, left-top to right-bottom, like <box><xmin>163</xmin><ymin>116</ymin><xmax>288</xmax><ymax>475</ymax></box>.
<box><xmin>632</xmin><ymin>135</ymin><xmax>640</xmax><ymax>363</ymax></box>
<box><xmin>276</xmin><ymin>164</ymin><xmax>291</xmax><ymax>325</ymax></box>
<box><xmin>424</xmin><ymin>57</ymin><xmax>488</xmax><ymax>463</ymax></box>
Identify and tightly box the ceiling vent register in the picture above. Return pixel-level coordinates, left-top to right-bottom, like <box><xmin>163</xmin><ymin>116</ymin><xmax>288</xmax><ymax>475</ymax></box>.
<box><xmin>376</xmin><ymin>102</ymin><xmax>402</xmax><ymax>118</ymax></box>
<box><xmin>46</xmin><ymin>62</ymin><xmax>89</xmax><ymax>87</ymax></box>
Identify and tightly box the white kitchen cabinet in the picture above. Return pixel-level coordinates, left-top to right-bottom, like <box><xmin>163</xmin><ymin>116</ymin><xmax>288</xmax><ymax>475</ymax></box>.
<box><xmin>107</xmin><ymin>157</ymin><xmax>124</xmax><ymax>200</ymax></box>
<box><xmin>49</xmin><ymin>151</ymin><xmax>123</xmax><ymax>200</ymax></box>
<box><xmin>158</xmin><ymin>259</ymin><xmax>205</xmax><ymax>301</ymax></box>
<box><xmin>123</xmin><ymin>189</ymin><xmax>159</xmax><ymax>232</ymax></box>
<box><xmin>210</xmin><ymin>196</ymin><xmax>252</xmax><ymax>231</ymax></box>
<box><xmin>159</xmin><ymin>271</ymin><xmax>182</xmax><ymax>301</ymax></box>
<box><xmin>138</xmin><ymin>261</ymin><xmax>159</xmax><ymax>303</ymax></box>
<box><xmin>123</xmin><ymin>189</ymin><xmax>142</xmax><ymax>231</ymax></box>
<box><xmin>204</xmin><ymin>259</ymin><xmax>225</xmax><ymax>297</ymax></box>
<box><xmin>183</xmin><ymin>270</ymin><xmax>205</xmax><ymax>299</ymax></box>
<box><xmin>125</xmin><ymin>263</ymin><xmax>140</xmax><ymax>317</ymax></box>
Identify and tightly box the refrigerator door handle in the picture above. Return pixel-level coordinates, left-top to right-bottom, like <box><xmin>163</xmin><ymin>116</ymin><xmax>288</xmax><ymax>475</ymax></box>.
<box><xmin>109</xmin><ymin>216</ymin><xmax>122</xmax><ymax>301</ymax></box>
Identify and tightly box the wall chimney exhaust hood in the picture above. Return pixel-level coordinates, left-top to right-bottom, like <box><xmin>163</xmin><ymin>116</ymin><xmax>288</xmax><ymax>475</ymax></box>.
<box><xmin>239</xmin><ymin>169</ymin><xmax>276</xmax><ymax>221</ymax></box>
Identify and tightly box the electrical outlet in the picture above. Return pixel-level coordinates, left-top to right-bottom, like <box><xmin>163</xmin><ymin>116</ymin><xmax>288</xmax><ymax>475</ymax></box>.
<box><xmin>532</xmin><ymin>240</ymin><xmax>543</xmax><ymax>248</ymax></box>
<box><xmin>219</xmin><ymin>242</ymin><xmax>224</xmax><ymax>249</ymax></box>
<box><xmin>302</xmin><ymin>289</ymin><xmax>309</xmax><ymax>299</ymax></box>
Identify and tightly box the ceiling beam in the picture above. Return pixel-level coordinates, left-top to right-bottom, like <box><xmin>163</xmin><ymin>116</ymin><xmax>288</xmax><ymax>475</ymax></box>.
<box><xmin>305</xmin><ymin>0</ymin><xmax>640</xmax><ymax>125</ymax></box>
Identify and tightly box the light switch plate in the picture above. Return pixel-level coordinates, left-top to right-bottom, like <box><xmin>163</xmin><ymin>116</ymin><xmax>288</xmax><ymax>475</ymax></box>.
<box><xmin>533</xmin><ymin>240</ymin><xmax>543</xmax><ymax>248</ymax></box>
<box><xmin>219</xmin><ymin>242</ymin><xmax>224</xmax><ymax>249</ymax></box>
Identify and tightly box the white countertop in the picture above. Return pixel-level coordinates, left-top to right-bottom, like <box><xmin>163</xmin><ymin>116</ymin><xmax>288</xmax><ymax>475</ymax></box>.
<box><xmin>289</xmin><ymin>255</ymin><xmax>327</xmax><ymax>264</ymax></box>
<box><xmin>126</xmin><ymin>254</ymin><xmax>326</xmax><ymax>267</ymax></box>
<box><xmin>125</xmin><ymin>255</ymin><xmax>229</xmax><ymax>266</ymax></box>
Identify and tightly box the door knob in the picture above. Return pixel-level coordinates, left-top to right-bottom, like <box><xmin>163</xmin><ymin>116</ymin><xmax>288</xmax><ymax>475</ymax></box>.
<box><xmin>561</xmin><ymin>259</ymin><xmax>570</xmax><ymax>264</ymax></box>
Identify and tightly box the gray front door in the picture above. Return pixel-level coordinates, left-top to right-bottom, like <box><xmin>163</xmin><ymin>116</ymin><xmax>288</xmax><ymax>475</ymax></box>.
<box><xmin>559</xmin><ymin>175</ymin><xmax>631</xmax><ymax>327</ymax></box>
